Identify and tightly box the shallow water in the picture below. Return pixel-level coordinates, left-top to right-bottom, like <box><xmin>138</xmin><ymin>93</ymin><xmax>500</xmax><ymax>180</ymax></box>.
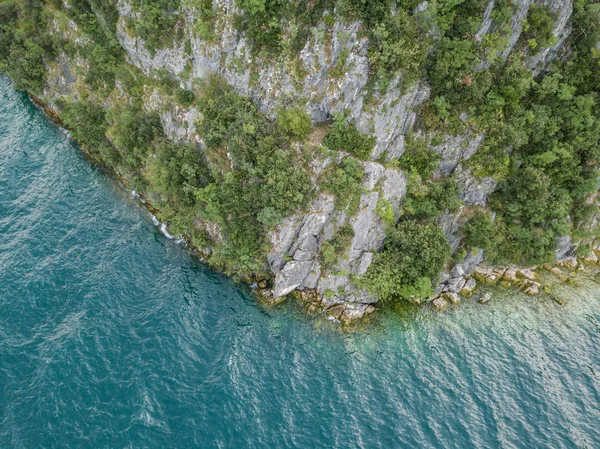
<box><xmin>1</xmin><ymin>76</ymin><xmax>599</xmax><ymax>449</ymax></box>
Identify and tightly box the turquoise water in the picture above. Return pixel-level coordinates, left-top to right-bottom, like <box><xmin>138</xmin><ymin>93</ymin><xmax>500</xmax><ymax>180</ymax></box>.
<box><xmin>1</xmin><ymin>76</ymin><xmax>599</xmax><ymax>449</ymax></box>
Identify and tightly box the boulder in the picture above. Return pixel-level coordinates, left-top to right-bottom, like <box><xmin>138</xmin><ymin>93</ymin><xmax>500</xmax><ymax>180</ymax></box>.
<box><xmin>523</xmin><ymin>283</ymin><xmax>539</xmax><ymax>295</ymax></box>
<box><xmin>517</xmin><ymin>268</ymin><xmax>536</xmax><ymax>280</ymax></box>
<box><xmin>327</xmin><ymin>304</ymin><xmax>346</xmax><ymax>320</ymax></box>
<box><xmin>447</xmin><ymin>277</ymin><xmax>467</xmax><ymax>293</ymax></box>
<box><xmin>444</xmin><ymin>292</ymin><xmax>461</xmax><ymax>305</ymax></box>
<box><xmin>584</xmin><ymin>251</ymin><xmax>598</xmax><ymax>264</ymax></box>
<box><xmin>478</xmin><ymin>292</ymin><xmax>492</xmax><ymax>304</ymax></box>
<box><xmin>432</xmin><ymin>296</ymin><xmax>448</xmax><ymax>311</ymax></box>
<box><xmin>451</xmin><ymin>264</ymin><xmax>465</xmax><ymax>278</ymax></box>
<box><xmin>460</xmin><ymin>278</ymin><xmax>477</xmax><ymax>296</ymax></box>
<box><xmin>273</xmin><ymin>260</ymin><xmax>314</xmax><ymax>297</ymax></box>
<box><xmin>503</xmin><ymin>268</ymin><xmax>518</xmax><ymax>282</ymax></box>
<box><xmin>473</xmin><ymin>266</ymin><xmax>495</xmax><ymax>283</ymax></box>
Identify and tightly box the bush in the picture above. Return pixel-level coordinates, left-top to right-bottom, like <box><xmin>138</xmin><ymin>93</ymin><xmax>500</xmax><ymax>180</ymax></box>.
<box><xmin>461</xmin><ymin>210</ymin><xmax>495</xmax><ymax>252</ymax></box>
<box><xmin>360</xmin><ymin>220</ymin><xmax>450</xmax><ymax>302</ymax></box>
<box><xmin>489</xmin><ymin>165</ymin><xmax>572</xmax><ymax>264</ymax></box>
<box><xmin>324</xmin><ymin>156</ymin><xmax>365</xmax><ymax>211</ymax></box>
<box><xmin>324</xmin><ymin>112</ymin><xmax>375</xmax><ymax>160</ymax></box>
<box><xmin>129</xmin><ymin>0</ymin><xmax>183</xmax><ymax>53</ymax></box>
<box><xmin>193</xmin><ymin>75</ymin><xmax>312</xmax><ymax>274</ymax></box>
<box><xmin>520</xmin><ymin>4</ymin><xmax>557</xmax><ymax>53</ymax></box>
<box><xmin>320</xmin><ymin>224</ymin><xmax>355</xmax><ymax>270</ymax></box>
<box><xmin>276</xmin><ymin>106</ymin><xmax>311</xmax><ymax>140</ymax></box>
<box><xmin>426</xmin><ymin>37</ymin><xmax>480</xmax><ymax>106</ymax></box>
<box><xmin>376</xmin><ymin>198</ymin><xmax>395</xmax><ymax>225</ymax></box>
<box><xmin>111</xmin><ymin>107</ymin><xmax>164</xmax><ymax>169</ymax></box>
<box><xmin>397</xmin><ymin>136</ymin><xmax>441</xmax><ymax>179</ymax></box>
<box><xmin>61</xmin><ymin>101</ymin><xmax>108</xmax><ymax>149</ymax></box>
<box><xmin>175</xmin><ymin>88</ymin><xmax>196</xmax><ymax>107</ymax></box>
<box><xmin>402</xmin><ymin>177</ymin><xmax>462</xmax><ymax>221</ymax></box>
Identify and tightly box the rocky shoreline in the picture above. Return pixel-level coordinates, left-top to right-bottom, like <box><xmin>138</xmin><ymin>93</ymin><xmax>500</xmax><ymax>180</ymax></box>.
<box><xmin>30</xmin><ymin>92</ymin><xmax>600</xmax><ymax>328</ymax></box>
<box><xmin>429</xmin><ymin>250</ymin><xmax>600</xmax><ymax>312</ymax></box>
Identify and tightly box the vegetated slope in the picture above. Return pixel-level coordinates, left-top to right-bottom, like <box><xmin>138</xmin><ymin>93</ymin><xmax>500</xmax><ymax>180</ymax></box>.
<box><xmin>2</xmin><ymin>0</ymin><xmax>599</xmax><ymax>315</ymax></box>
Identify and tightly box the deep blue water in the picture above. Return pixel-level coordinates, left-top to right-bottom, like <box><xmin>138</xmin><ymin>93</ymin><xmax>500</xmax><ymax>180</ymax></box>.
<box><xmin>1</xmin><ymin>76</ymin><xmax>600</xmax><ymax>449</ymax></box>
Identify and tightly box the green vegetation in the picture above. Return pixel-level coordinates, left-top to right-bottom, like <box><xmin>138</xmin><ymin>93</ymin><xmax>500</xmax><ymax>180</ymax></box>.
<box><xmin>397</xmin><ymin>136</ymin><xmax>441</xmax><ymax>179</ymax></box>
<box><xmin>187</xmin><ymin>0</ymin><xmax>217</xmax><ymax>42</ymax></box>
<box><xmin>360</xmin><ymin>220</ymin><xmax>450</xmax><ymax>302</ymax></box>
<box><xmin>176</xmin><ymin>88</ymin><xmax>196</xmax><ymax>106</ymax></box>
<box><xmin>128</xmin><ymin>0</ymin><xmax>183</xmax><ymax>54</ymax></box>
<box><xmin>2</xmin><ymin>0</ymin><xmax>600</xmax><ymax>306</ymax></box>
<box><xmin>324</xmin><ymin>112</ymin><xmax>375</xmax><ymax>160</ymax></box>
<box><xmin>520</xmin><ymin>4</ymin><xmax>557</xmax><ymax>52</ymax></box>
<box><xmin>376</xmin><ymin>198</ymin><xmax>395</xmax><ymax>225</ymax></box>
<box><xmin>323</xmin><ymin>155</ymin><xmax>365</xmax><ymax>212</ymax></box>
<box><xmin>276</xmin><ymin>105</ymin><xmax>312</xmax><ymax>140</ymax></box>
<box><xmin>321</xmin><ymin>224</ymin><xmax>355</xmax><ymax>270</ymax></box>
<box><xmin>461</xmin><ymin>210</ymin><xmax>495</xmax><ymax>253</ymax></box>
<box><xmin>0</xmin><ymin>0</ymin><xmax>55</xmax><ymax>94</ymax></box>
<box><xmin>234</xmin><ymin>0</ymin><xmax>334</xmax><ymax>54</ymax></box>
<box><xmin>402</xmin><ymin>177</ymin><xmax>462</xmax><ymax>221</ymax></box>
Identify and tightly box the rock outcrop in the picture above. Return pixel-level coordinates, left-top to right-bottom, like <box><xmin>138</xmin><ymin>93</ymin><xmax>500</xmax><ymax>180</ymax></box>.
<box><xmin>38</xmin><ymin>0</ymin><xmax>582</xmax><ymax>321</ymax></box>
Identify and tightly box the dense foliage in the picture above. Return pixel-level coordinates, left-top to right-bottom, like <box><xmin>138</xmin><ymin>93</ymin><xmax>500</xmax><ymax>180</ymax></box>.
<box><xmin>324</xmin><ymin>112</ymin><xmax>375</xmax><ymax>160</ymax></box>
<box><xmin>193</xmin><ymin>76</ymin><xmax>312</xmax><ymax>273</ymax></box>
<box><xmin>360</xmin><ymin>220</ymin><xmax>451</xmax><ymax>302</ymax></box>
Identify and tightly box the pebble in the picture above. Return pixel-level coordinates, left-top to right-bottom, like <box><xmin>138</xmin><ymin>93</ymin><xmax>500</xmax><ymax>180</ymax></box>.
<box><xmin>478</xmin><ymin>292</ymin><xmax>492</xmax><ymax>304</ymax></box>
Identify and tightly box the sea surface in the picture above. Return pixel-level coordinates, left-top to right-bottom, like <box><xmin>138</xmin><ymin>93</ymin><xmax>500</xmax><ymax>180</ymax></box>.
<box><xmin>1</xmin><ymin>76</ymin><xmax>599</xmax><ymax>449</ymax></box>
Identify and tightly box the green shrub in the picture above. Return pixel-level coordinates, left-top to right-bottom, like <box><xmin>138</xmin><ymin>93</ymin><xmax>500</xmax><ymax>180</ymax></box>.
<box><xmin>175</xmin><ymin>88</ymin><xmax>196</xmax><ymax>107</ymax></box>
<box><xmin>110</xmin><ymin>107</ymin><xmax>164</xmax><ymax>170</ymax></box>
<box><xmin>426</xmin><ymin>37</ymin><xmax>480</xmax><ymax>106</ymax></box>
<box><xmin>193</xmin><ymin>75</ymin><xmax>312</xmax><ymax>275</ymax></box>
<box><xmin>376</xmin><ymin>198</ymin><xmax>395</xmax><ymax>225</ymax></box>
<box><xmin>461</xmin><ymin>210</ymin><xmax>495</xmax><ymax>252</ymax></box>
<box><xmin>489</xmin><ymin>165</ymin><xmax>572</xmax><ymax>265</ymax></box>
<box><xmin>7</xmin><ymin>39</ymin><xmax>48</xmax><ymax>94</ymax></box>
<box><xmin>520</xmin><ymin>4</ymin><xmax>557</xmax><ymax>53</ymax></box>
<box><xmin>324</xmin><ymin>156</ymin><xmax>365</xmax><ymax>212</ymax></box>
<box><xmin>61</xmin><ymin>101</ymin><xmax>108</xmax><ymax>149</ymax></box>
<box><xmin>320</xmin><ymin>224</ymin><xmax>354</xmax><ymax>270</ymax></box>
<box><xmin>129</xmin><ymin>0</ymin><xmax>183</xmax><ymax>53</ymax></box>
<box><xmin>360</xmin><ymin>220</ymin><xmax>450</xmax><ymax>302</ymax></box>
<box><xmin>402</xmin><ymin>176</ymin><xmax>462</xmax><ymax>221</ymax></box>
<box><xmin>324</xmin><ymin>112</ymin><xmax>375</xmax><ymax>160</ymax></box>
<box><xmin>397</xmin><ymin>136</ymin><xmax>441</xmax><ymax>179</ymax></box>
<box><xmin>276</xmin><ymin>106</ymin><xmax>311</xmax><ymax>140</ymax></box>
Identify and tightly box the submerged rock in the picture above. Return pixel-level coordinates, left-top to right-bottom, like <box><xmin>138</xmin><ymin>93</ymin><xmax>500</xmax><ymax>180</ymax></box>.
<box><xmin>478</xmin><ymin>292</ymin><xmax>492</xmax><ymax>304</ymax></box>
<box><xmin>432</xmin><ymin>297</ymin><xmax>449</xmax><ymax>311</ymax></box>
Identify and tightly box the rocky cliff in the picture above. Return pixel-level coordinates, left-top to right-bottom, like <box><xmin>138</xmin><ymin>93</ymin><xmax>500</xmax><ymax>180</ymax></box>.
<box><xmin>8</xmin><ymin>0</ymin><xmax>599</xmax><ymax>322</ymax></box>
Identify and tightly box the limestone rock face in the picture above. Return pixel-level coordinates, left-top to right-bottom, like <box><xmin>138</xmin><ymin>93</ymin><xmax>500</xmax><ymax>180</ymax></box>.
<box><xmin>268</xmin><ymin>161</ymin><xmax>407</xmax><ymax>307</ymax></box>
<box><xmin>41</xmin><ymin>0</ymin><xmax>578</xmax><ymax>311</ymax></box>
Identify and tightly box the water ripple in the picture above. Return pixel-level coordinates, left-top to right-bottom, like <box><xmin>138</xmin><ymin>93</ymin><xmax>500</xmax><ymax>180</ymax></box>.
<box><xmin>1</xmin><ymin>76</ymin><xmax>600</xmax><ymax>448</ymax></box>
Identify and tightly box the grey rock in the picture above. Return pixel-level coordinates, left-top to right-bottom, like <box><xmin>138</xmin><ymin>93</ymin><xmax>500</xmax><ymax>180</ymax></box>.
<box><xmin>356</xmin><ymin>252</ymin><xmax>374</xmax><ymax>276</ymax></box>
<box><xmin>475</xmin><ymin>1</ymin><xmax>496</xmax><ymax>42</ymax></box>
<box><xmin>526</xmin><ymin>0</ymin><xmax>573</xmax><ymax>74</ymax></box>
<box><xmin>434</xmin><ymin>134</ymin><xmax>484</xmax><ymax>176</ymax></box>
<box><xmin>454</xmin><ymin>165</ymin><xmax>497</xmax><ymax>206</ymax></box>
<box><xmin>555</xmin><ymin>235</ymin><xmax>573</xmax><ymax>260</ymax></box>
<box><xmin>451</xmin><ymin>264</ymin><xmax>465</xmax><ymax>278</ymax></box>
<box><xmin>462</xmin><ymin>278</ymin><xmax>477</xmax><ymax>293</ymax></box>
<box><xmin>445</xmin><ymin>292</ymin><xmax>461</xmax><ymax>305</ymax></box>
<box><xmin>273</xmin><ymin>260</ymin><xmax>314</xmax><ymax>297</ymax></box>
<box><xmin>478</xmin><ymin>292</ymin><xmax>492</xmax><ymax>304</ymax></box>
<box><xmin>447</xmin><ymin>277</ymin><xmax>467</xmax><ymax>294</ymax></box>
<box><xmin>432</xmin><ymin>297</ymin><xmax>448</xmax><ymax>311</ymax></box>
